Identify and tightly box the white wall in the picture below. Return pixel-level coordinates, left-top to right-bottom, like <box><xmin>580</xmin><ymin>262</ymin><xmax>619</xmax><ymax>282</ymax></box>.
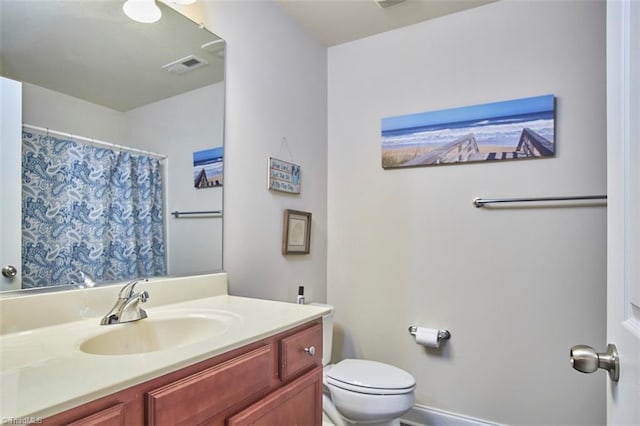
<box><xmin>124</xmin><ymin>83</ymin><xmax>224</xmax><ymax>275</ymax></box>
<box><xmin>178</xmin><ymin>1</ymin><xmax>328</xmax><ymax>303</ymax></box>
<box><xmin>327</xmin><ymin>1</ymin><xmax>606</xmax><ymax>425</ymax></box>
<box><xmin>22</xmin><ymin>83</ymin><xmax>124</xmax><ymax>143</ymax></box>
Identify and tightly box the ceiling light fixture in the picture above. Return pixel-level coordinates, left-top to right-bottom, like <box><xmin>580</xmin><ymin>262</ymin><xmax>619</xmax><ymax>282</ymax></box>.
<box><xmin>123</xmin><ymin>0</ymin><xmax>162</xmax><ymax>24</ymax></box>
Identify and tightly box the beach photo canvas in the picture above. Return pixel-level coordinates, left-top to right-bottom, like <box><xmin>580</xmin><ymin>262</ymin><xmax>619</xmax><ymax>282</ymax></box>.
<box><xmin>381</xmin><ymin>94</ymin><xmax>556</xmax><ymax>168</ymax></box>
<box><xmin>193</xmin><ymin>147</ymin><xmax>223</xmax><ymax>188</ymax></box>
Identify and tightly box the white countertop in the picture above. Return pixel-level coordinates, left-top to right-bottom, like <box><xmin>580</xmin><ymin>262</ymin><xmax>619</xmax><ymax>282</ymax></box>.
<box><xmin>0</xmin><ymin>276</ymin><xmax>329</xmax><ymax>420</ymax></box>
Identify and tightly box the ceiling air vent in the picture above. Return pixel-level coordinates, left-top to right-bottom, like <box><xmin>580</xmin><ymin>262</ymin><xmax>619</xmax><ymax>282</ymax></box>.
<box><xmin>375</xmin><ymin>0</ymin><xmax>407</xmax><ymax>8</ymax></box>
<box><xmin>161</xmin><ymin>55</ymin><xmax>209</xmax><ymax>75</ymax></box>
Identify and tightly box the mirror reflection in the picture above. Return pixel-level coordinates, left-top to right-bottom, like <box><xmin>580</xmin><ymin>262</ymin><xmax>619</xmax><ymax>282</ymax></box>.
<box><xmin>0</xmin><ymin>0</ymin><xmax>225</xmax><ymax>292</ymax></box>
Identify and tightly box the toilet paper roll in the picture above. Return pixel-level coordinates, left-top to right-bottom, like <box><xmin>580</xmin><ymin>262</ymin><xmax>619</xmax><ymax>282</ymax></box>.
<box><xmin>414</xmin><ymin>327</ymin><xmax>440</xmax><ymax>348</ymax></box>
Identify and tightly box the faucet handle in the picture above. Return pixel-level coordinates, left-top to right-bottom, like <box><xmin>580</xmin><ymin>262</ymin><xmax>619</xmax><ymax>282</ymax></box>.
<box><xmin>119</xmin><ymin>280</ymin><xmax>138</xmax><ymax>299</ymax></box>
<box><xmin>119</xmin><ymin>279</ymin><xmax>148</xmax><ymax>299</ymax></box>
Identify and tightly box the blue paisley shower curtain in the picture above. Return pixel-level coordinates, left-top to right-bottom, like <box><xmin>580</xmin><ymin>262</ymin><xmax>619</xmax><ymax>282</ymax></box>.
<box><xmin>21</xmin><ymin>128</ymin><xmax>166</xmax><ymax>288</ymax></box>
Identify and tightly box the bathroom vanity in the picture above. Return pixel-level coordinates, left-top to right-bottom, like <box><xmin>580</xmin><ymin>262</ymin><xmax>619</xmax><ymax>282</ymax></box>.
<box><xmin>46</xmin><ymin>321</ymin><xmax>322</xmax><ymax>425</ymax></box>
<box><xmin>0</xmin><ymin>274</ymin><xmax>327</xmax><ymax>425</ymax></box>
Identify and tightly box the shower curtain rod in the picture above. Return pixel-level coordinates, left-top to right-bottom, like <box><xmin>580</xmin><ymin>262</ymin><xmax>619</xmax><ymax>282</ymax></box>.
<box><xmin>22</xmin><ymin>124</ymin><xmax>167</xmax><ymax>160</ymax></box>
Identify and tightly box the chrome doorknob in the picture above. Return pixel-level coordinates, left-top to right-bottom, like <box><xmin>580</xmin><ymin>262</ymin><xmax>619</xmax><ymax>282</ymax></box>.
<box><xmin>570</xmin><ymin>344</ymin><xmax>619</xmax><ymax>382</ymax></box>
<box><xmin>1</xmin><ymin>265</ymin><xmax>17</xmax><ymax>278</ymax></box>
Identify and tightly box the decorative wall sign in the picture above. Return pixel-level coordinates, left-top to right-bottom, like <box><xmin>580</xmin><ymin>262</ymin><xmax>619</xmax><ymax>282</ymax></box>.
<box><xmin>268</xmin><ymin>157</ymin><xmax>301</xmax><ymax>194</ymax></box>
<box><xmin>193</xmin><ymin>147</ymin><xmax>223</xmax><ymax>188</ymax></box>
<box><xmin>282</xmin><ymin>209</ymin><xmax>311</xmax><ymax>255</ymax></box>
<box><xmin>381</xmin><ymin>94</ymin><xmax>556</xmax><ymax>168</ymax></box>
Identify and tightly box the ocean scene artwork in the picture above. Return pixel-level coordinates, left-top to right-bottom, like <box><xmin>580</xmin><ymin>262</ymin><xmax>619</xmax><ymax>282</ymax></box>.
<box><xmin>193</xmin><ymin>147</ymin><xmax>223</xmax><ymax>188</ymax></box>
<box><xmin>381</xmin><ymin>94</ymin><xmax>556</xmax><ymax>168</ymax></box>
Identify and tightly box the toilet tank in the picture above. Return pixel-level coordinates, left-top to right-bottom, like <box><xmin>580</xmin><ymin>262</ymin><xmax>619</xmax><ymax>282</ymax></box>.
<box><xmin>309</xmin><ymin>303</ymin><xmax>333</xmax><ymax>366</ymax></box>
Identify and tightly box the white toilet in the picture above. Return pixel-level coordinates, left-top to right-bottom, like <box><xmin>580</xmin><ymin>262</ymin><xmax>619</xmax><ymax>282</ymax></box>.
<box><xmin>312</xmin><ymin>304</ymin><xmax>416</xmax><ymax>426</ymax></box>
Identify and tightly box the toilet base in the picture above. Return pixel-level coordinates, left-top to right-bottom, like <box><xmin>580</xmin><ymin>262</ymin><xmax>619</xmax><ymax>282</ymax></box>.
<box><xmin>323</xmin><ymin>394</ymin><xmax>404</xmax><ymax>426</ymax></box>
<box><xmin>345</xmin><ymin>420</ymin><xmax>400</xmax><ymax>426</ymax></box>
<box><xmin>322</xmin><ymin>413</ymin><xmax>401</xmax><ymax>426</ymax></box>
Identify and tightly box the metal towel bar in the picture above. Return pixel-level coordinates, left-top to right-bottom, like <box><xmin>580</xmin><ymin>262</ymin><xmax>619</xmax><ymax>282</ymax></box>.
<box><xmin>473</xmin><ymin>195</ymin><xmax>607</xmax><ymax>208</ymax></box>
<box><xmin>171</xmin><ymin>210</ymin><xmax>223</xmax><ymax>218</ymax></box>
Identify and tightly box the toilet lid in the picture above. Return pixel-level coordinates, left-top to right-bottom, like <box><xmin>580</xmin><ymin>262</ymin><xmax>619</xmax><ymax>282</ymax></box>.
<box><xmin>326</xmin><ymin>359</ymin><xmax>415</xmax><ymax>395</ymax></box>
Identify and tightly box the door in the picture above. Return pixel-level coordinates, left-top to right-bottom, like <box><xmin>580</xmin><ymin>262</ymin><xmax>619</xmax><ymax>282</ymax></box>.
<box><xmin>606</xmin><ymin>0</ymin><xmax>640</xmax><ymax>423</ymax></box>
<box><xmin>0</xmin><ymin>76</ymin><xmax>22</xmax><ymax>291</ymax></box>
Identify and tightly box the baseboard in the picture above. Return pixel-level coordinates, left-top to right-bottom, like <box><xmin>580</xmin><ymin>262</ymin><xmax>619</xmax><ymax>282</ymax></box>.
<box><xmin>401</xmin><ymin>404</ymin><xmax>504</xmax><ymax>426</ymax></box>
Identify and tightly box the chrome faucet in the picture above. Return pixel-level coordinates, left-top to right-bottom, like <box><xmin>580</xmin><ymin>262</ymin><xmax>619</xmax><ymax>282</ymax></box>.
<box><xmin>100</xmin><ymin>280</ymin><xmax>149</xmax><ymax>325</ymax></box>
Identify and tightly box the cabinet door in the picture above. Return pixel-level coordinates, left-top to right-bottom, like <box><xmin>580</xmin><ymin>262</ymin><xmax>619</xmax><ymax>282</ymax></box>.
<box><xmin>146</xmin><ymin>345</ymin><xmax>273</xmax><ymax>425</ymax></box>
<box><xmin>65</xmin><ymin>403</ymin><xmax>125</xmax><ymax>426</ymax></box>
<box><xmin>228</xmin><ymin>366</ymin><xmax>322</xmax><ymax>426</ymax></box>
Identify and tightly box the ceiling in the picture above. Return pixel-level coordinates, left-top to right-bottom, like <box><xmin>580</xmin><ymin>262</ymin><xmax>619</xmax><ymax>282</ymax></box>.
<box><xmin>0</xmin><ymin>0</ymin><xmax>493</xmax><ymax>111</ymax></box>
<box><xmin>275</xmin><ymin>0</ymin><xmax>497</xmax><ymax>47</ymax></box>
<box><xmin>0</xmin><ymin>0</ymin><xmax>224</xmax><ymax>112</ymax></box>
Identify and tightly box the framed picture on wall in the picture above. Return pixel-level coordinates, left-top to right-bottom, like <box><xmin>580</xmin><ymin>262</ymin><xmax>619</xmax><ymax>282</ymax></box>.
<box><xmin>282</xmin><ymin>209</ymin><xmax>311</xmax><ymax>255</ymax></box>
<box><xmin>268</xmin><ymin>157</ymin><xmax>301</xmax><ymax>194</ymax></box>
<box><xmin>193</xmin><ymin>147</ymin><xmax>223</xmax><ymax>188</ymax></box>
<box><xmin>381</xmin><ymin>94</ymin><xmax>556</xmax><ymax>168</ymax></box>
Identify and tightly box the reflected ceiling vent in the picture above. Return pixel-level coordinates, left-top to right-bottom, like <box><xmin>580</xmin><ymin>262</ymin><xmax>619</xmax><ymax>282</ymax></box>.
<box><xmin>375</xmin><ymin>0</ymin><xmax>407</xmax><ymax>8</ymax></box>
<box><xmin>161</xmin><ymin>55</ymin><xmax>208</xmax><ymax>75</ymax></box>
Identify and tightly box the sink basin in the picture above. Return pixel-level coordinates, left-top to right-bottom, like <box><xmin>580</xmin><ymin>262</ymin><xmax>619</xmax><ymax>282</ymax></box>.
<box><xmin>80</xmin><ymin>310</ymin><xmax>237</xmax><ymax>356</ymax></box>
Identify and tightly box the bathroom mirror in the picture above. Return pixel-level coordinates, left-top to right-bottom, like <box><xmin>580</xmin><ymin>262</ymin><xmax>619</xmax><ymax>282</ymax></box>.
<box><xmin>0</xmin><ymin>0</ymin><xmax>225</xmax><ymax>293</ymax></box>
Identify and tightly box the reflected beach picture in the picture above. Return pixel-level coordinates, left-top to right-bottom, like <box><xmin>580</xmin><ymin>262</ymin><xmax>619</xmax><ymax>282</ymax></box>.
<box><xmin>193</xmin><ymin>147</ymin><xmax>223</xmax><ymax>188</ymax></box>
<box><xmin>381</xmin><ymin>94</ymin><xmax>556</xmax><ymax>168</ymax></box>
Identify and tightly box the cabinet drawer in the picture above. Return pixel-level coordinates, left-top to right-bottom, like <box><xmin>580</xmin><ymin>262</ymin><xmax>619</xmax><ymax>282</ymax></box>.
<box><xmin>279</xmin><ymin>323</ymin><xmax>322</xmax><ymax>382</ymax></box>
<box><xmin>146</xmin><ymin>345</ymin><xmax>273</xmax><ymax>425</ymax></box>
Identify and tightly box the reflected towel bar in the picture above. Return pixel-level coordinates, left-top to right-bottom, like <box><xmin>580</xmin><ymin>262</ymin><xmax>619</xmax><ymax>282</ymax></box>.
<box><xmin>171</xmin><ymin>210</ymin><xmax>223</xmax><ymax>218</ymax></box>
<box><xmin>472</xmin><ymin>195</ymin><xmax>607</xmax><ymax>208</ymax></box>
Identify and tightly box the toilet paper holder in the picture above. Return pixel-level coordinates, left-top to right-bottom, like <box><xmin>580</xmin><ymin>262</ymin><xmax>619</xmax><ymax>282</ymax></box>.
<box><xmin>408</xmin><ymin>326</ymin><xmax>451</xmax><ymax>342</ymax></box>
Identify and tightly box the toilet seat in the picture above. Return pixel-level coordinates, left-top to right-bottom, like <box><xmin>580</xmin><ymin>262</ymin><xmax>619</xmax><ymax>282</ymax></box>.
<box><xmin>326</xmin><ymin>359</ymin><xmax>416</xmax><ymax>396</ymax></box>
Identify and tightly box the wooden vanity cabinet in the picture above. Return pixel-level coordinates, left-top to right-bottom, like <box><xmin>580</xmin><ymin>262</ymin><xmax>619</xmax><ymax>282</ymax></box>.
<box><xmin>42</xmin><ymin>319</ymin><xmax>322</xmax><ymax>426</ymax></box>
